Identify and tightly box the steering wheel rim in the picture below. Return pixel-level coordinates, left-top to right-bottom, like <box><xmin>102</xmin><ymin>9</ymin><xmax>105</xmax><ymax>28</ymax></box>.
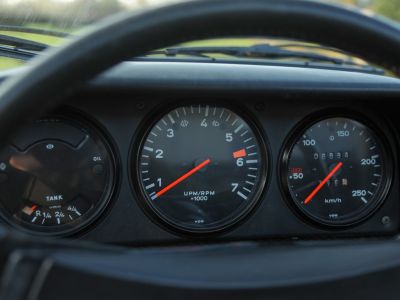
<box><xmin>0</xmin><ymin>0</ymin><xmax>400</xmax><ymax>240</ymax></box>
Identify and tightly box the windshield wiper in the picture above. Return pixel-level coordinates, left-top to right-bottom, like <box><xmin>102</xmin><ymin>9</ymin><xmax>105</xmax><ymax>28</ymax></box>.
<box><xmin>148</xmin><ymin>44</ymin><xmax>361</xmax><ymax>66</ymax></box>
<box><xmin>0</xmin><ymin>45</ymin><xmax>36</xmax><ymax>61</ymax></box>
<box><xmin>0</xmin><ymin>34</ymin><xmax>46</xmax><ymax>61</ymax></box>
<box><xmin>0</xmin><ymin>25</ymin><xmax>70</xmax><ymax>61</ymax></box>
<box><xmin>0</xmin><ymin>34</ymin><xmax>47</xmax><ymax>52</ymax></box>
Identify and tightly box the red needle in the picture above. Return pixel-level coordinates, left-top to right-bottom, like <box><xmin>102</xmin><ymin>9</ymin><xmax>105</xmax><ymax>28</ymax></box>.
<box><xmin>155</xmin><ymin>159</ymin><xmax>211</xmax><ymax>199</ymax></box>
<box><xmin>304</xmin><ymin>162</ymin><xmax>343</xmax><ymax>205</ymax></box>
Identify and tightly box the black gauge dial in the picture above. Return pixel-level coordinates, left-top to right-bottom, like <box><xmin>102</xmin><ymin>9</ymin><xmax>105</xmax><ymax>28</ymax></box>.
<box><xmin>282</xmin><ymin>116</ymin><xmax>391</xmax><ymax>226</ymax></box>
<box><xmin>0</xmin><ymin>116</ymin><xmax>116</xmax><ymax>235</ymax></box>
<box><xmin>135</xmin><ymin>105</ymin><xmax>267</xmax><ymax>233</ymax></box>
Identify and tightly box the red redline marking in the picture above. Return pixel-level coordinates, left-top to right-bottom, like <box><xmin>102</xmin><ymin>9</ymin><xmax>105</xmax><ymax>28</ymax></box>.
<box><xmin>304</xmin><ymin>162</ymin><xmax>343</xmax><ymax>205</ymax></box>
<box><xmin>155</xmin><ymin>159</ymin><xmax>211</xmax><ymax>198</ymax></box>
<box><xmin>233</xmin><ymin>149</ymin><xmax>247</xmax><ymax>158</ymax></box>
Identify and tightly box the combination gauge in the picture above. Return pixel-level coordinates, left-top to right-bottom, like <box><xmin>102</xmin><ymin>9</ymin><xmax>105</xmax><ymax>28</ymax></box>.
<box><xmin>0</xmin><ymin>115</ymin><xmax>116</xmax><ymax>236</ymax></box>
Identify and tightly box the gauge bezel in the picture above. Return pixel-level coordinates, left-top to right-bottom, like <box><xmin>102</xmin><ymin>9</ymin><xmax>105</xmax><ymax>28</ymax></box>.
<box><xmin>279</xmin><ymin>109</ymin><xmax>394</xmax><ymax>228</ymax></box>
<box><xmin>130</xmin><ymin>102</ymin><xmax>270</xmax><ymax>236</ymax></box>
<box><xmin>0</xmin><ymin>110</ymin><xmax>119</xmax><ymax>237</ymax></box>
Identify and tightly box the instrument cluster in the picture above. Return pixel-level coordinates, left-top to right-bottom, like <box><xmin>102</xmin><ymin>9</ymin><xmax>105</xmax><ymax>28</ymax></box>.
<box><xmin>0</xmin><ymin>101</ymin><xmax>397</xmax><ymax>240</ymax></box>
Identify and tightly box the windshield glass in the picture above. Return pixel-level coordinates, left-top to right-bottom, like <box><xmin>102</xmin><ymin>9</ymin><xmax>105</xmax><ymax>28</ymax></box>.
<box><xmin>0</xmin><ymin>0</ymin><xmax>399</xmax><ymax>71</ymax></box>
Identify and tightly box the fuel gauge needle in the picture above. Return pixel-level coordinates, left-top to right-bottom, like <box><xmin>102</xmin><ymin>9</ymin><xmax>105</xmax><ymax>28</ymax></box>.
<box><xmin>22</xmin><ymin>204</ymin><xmax>38</xmax><ymax>215</ymax></box>
<box><xmin>155</xmin><ymin>158</ymin><xmax>211</xmax><ymax>199</ymax></box>
<box><xmin>304</xmin><ymin>162</ymin><xmax>343</xmax><ymax>205</ymax></box>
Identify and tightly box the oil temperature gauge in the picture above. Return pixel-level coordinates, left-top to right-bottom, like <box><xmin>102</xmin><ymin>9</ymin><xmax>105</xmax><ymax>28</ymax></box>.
<box><xmin>0</xmin><ymin>115</ymin><xmax>116</xmax><ymax>236</ymax></box>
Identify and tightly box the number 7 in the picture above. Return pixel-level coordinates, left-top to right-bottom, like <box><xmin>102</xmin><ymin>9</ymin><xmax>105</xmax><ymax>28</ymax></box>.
<box><xmin>231</xmin><ymin>183</ymin><xmax>239</xmax><ymax>192</ymax></box>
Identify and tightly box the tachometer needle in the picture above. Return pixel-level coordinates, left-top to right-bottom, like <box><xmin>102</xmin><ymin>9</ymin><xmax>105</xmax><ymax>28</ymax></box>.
<box><xmin>155</xmin><ymin>159</ymin><xmax>211</xmax><ymax>199</ymax></box>
<box><xmin>304</xmin><ymin>162</ymin><xmax>343</xmax><ymax>205</ymax></box>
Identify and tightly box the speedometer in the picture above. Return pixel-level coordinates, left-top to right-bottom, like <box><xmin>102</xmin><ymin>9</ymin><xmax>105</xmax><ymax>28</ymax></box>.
<box><xmin>134</xmin><ymin>105</ymin><xmax>267</xmax><ymax>234</ymax></box>
<box><xmin>281</xmin><ymin>115</ymin><xmax>392</xmax><ymax>226</ymax></box>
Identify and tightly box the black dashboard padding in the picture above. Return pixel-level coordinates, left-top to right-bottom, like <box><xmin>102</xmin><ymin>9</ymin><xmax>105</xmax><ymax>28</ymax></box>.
<box><xmin>33</xmin><ymin>240</ymin><xmax>400</xmax><ymax>299</ymax></box>
<box><xmin>88</xmin><ymin>61</ymin><xmax>400</xmax><ymax>93</ymax></box>
<box><xmin>0</xmin><ymin>0</ymin><xmax>400</xmax><ymax>142</ymax></box>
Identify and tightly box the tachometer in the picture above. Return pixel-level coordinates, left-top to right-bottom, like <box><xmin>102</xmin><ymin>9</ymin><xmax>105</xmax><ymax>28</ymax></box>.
<box><xmin>281</xmin><ymin>115</ymin><xmax>392</xmax><ymax>226</ymax></box>
<box><xmin>134</xmin><ymin>105</ymin><xmax>267</xmax><ymax>233</ymax></box>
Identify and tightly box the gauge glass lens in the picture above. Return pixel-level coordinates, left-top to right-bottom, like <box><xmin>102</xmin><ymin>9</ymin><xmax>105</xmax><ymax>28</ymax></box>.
<box><xmin>283</xmin><ymin>117</ymin><xmax>391</xmax><ymax>226</ymax></box>
<box><xmin>136</xmin><ymin>105</ymin><xmax>267</xmax><ymax>232</ymax></box>
<box><xmin>0</xmin><ymin>116</ymin><xmax>116</xmax><ymax>235</ymax></box>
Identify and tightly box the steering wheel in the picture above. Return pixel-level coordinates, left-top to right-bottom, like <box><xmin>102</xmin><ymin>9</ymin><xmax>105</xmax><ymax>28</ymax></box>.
<box><xmin>1</xmin><ymin>1</ymin><xmax>400</xmax><ymax>299</ymax></box>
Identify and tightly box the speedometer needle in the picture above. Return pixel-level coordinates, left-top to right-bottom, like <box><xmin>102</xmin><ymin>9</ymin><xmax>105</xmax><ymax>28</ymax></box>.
<box><xmin>304</xmin><ymin>162</ymin><xmax>343</xmax><ymax>205</ymax></box>
<box><xmin>155</xmin><ymin>159</ymin><xmax>211</xmax><ymax>199</ymax></box>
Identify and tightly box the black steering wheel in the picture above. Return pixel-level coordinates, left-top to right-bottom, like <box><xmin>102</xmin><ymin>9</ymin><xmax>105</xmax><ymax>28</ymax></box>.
<box><xmin>1</xmin><ymin>1</ymin><xmax>400</xmax><ymax>299</ymax></box>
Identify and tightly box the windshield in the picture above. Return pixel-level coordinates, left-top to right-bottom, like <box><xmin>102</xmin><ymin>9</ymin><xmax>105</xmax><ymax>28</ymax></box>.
<box><xmin>0</xmin><ymin>0</ymin><xmax>399</xmax><ymax>71</ymax></box>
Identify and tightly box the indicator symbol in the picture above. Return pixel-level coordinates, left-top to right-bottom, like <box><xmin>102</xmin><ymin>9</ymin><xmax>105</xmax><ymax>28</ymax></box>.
<box><xmin>212</xmin><ymin>120</ymin><xmax>220</xmax><ymax>127</ymax></box>
<box><xmin>180</xmin><ymin>120</ymin><xmax>189</xmax><ymax>127</ymax></box>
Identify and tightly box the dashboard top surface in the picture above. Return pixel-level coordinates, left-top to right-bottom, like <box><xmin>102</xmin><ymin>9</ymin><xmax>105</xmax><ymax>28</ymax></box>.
<box><xmin>2</xmin><ymin>61</ymin><xmax>400</xmax><ymax>94</ymax></box>
<box><xmin>91</xmin><ymin>62</ymin><xmax>400</xmax><ymax>93</ymax></box>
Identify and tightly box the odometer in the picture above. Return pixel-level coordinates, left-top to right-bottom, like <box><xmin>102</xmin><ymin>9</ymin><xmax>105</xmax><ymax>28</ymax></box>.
<box><xmin>135</xmin><ymin>105</ymin><xmax>267</xmax><ymax>233</ymax></box>
<box><xmin>282</xmin><ymin>116</ymin><xmax>392</xmax><ymax>226</ymax></box>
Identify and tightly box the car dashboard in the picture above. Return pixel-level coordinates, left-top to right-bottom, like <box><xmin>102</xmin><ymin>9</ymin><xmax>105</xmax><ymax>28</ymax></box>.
<box><xmin>0</xmin><ymin>61</ymin><xmax>400</xmax><ymax>246</ymax></box>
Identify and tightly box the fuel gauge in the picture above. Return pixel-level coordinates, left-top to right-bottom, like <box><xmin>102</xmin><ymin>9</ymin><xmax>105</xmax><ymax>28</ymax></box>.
<box><xmin>18</xmin><ymin>196</ymin><xmax>91</xmax><ymax>226</ymax></box>
<box><xmin>0</xmin><ymin>115</ymin><xmax>116</xmax><ymax>236</ymax></box>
